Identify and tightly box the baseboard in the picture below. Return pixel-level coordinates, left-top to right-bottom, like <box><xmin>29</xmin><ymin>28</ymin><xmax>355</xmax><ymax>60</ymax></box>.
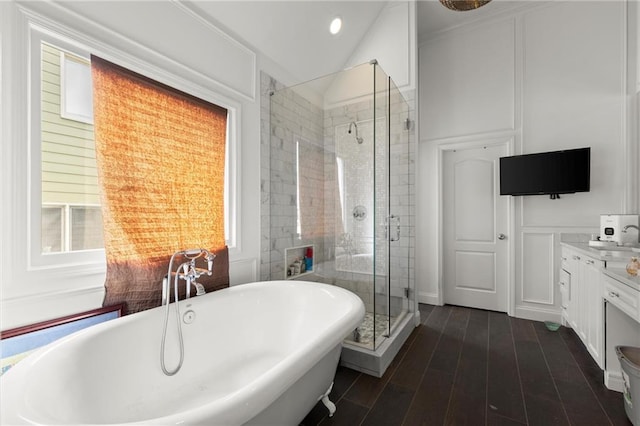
<box><xmin>514</xmin><ymin>305</ymin><xmax>562</xmax><ymax>323</ymax></box>
<box><xmin>418</xmin><ymin>291</ymin><xmax>440</xmax><ymax>306</ymax></box>
<box><xmin>605</xmin><ymin>370</ymin><xmax>624</xmax><ymax>393</ymax></box>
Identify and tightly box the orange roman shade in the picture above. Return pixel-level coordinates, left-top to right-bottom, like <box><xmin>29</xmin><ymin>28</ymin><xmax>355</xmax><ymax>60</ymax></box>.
<box><xmin>91</xmin><ymin>56</ymin><xmax>229</xmax><ymax>314</ymax></box>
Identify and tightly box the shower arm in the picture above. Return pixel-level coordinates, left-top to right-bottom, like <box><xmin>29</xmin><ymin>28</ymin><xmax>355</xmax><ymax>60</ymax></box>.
<box><xmin>347</xmin><ymin>121</ymin><xmax>363</xmax><ymax>144</ymax></box>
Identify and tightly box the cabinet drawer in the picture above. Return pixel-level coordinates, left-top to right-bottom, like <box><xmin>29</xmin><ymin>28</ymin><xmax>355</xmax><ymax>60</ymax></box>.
<box><xmin>603</xmin><ymin>275</ymin><xmax>640</xmax><ymax>322</ymax></box>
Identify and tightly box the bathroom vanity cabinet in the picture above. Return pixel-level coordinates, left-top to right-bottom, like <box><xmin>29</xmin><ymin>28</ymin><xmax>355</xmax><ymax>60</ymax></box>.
<box><xmin>561</xmin><ymin>246</ymin><xmax>605</xmax><ymax>368</ymax></box>
<box><xmin>560</xmin><ymin>242</ymin><xmax>637</xmax><ymax>389</ymax></box>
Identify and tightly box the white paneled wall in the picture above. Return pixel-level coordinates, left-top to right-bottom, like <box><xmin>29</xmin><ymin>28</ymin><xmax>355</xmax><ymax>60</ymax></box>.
<box><xmin>418</xmin><ymin>1</ymin><xmax>635</xmax><ymax>320</ymax></box>
<box><xmin>420</xmin><ymin>19</ymin><xmax>515</xmax><ymax>140</ymax></box>
<box><xmin>520</xmin><ymin>232</ymin><xmax>555</xmax><ymax>306</ymax></box>
<box><xmin>521</xmin><ymin>2</ymin><xmax>627</xmax><ymax>226</ymax></box>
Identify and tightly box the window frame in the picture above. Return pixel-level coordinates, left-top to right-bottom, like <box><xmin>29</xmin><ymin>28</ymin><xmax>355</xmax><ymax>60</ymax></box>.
<box><xmin>41</xmin><ymin>203</ymin><xmax>104</xmax><ymax>253</ymax></box>
<box><xmin>28</xmin><ymin>26</ymin><xmax>241</xmax><ymax>272</ymax></box>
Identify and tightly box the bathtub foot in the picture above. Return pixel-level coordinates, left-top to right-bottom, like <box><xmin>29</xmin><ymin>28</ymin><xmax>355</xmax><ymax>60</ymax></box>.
<box><xmin>320</xmin><ymin>382</ymin><xmax>336</xmax><ymax>417</ymax></box>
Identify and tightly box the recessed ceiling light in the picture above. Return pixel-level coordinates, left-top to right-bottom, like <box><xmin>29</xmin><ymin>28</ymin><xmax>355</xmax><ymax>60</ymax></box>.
<box><xmin>329</xmin><ymin>17</ymin><xmax>342</xmax><ymax>35</ymax></box>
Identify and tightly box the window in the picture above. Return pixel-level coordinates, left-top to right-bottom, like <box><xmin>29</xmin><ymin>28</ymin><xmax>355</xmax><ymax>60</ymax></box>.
<box><xmin>60</xmin><ymin>51</ymin><xmax>94</xmax><ymax>124</ymax></box>
<box><xmin>36</xmin><ymin>40</ymin><xmax>236</xmax><ymax>259</ymax></box>
<box><xmin>40</xmin><ymin>42</ymin><xmax>102</xmax><ymax>254</ymax></box>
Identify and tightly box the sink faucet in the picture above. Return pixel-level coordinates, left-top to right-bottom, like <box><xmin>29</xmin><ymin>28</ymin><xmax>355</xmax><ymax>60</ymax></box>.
<box><xmin>623</xmin><ymin>224</ymin><xmax>640</xmax><ymax>244</ymax></box>
<box><xmin>623</xmin><ymin>224</ymin><xmax>639</xmax><ymax>232</ymax></box>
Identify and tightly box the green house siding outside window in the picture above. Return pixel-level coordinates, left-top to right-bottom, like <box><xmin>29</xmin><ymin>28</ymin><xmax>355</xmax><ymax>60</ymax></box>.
<box><xmin>41</xmin><ymin>42</ymin><xmax>103</xmax><ymax>253</ymax></box>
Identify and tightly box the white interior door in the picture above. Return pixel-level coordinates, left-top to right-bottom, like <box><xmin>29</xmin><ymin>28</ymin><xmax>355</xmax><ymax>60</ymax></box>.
<box><xmin>443</xmin><ymin>143</ymin><xmax>509</xmax><ymax>312</ymax></box>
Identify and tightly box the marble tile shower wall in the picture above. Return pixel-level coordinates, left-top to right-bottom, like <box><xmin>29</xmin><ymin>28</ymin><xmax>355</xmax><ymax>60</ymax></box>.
<box><xmin>260</xmin><ymin>71</ymin><xmax>415</xmax><ymax>316</ymax></box>
<box><xmin>260</xmin><ymin>72</ymin><xmax>326</xmax><ymax>281</ymax></box>
<box><xmin>389</xmin><ymin>89</ymin><xmax>415</xmax><ymax>306</ymax></box>
<box><xmin>259</xmin><ymin>72</ymin><xmax>279</xmax><ymax>281</ymax></box>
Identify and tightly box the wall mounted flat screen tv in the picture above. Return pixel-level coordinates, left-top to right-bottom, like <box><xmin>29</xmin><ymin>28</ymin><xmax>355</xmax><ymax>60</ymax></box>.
<box><xmin>499</xmin><ymin>147</ymin><xmax>590</xmax><ymax>197</ymax></box>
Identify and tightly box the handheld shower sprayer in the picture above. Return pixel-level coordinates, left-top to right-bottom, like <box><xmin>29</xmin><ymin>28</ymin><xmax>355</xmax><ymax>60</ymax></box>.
<box><xmin>348</xmin><ymin>121</ymin><xmax>364</xmax><ymax>144</ymax></box>
<box><xmin>160</xmin><ymin>247</ymin><xmax>216</xmax><ymax>376</ymax></box>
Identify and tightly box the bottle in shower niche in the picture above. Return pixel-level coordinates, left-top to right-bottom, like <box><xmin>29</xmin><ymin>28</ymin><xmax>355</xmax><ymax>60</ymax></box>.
<box><xmin>305</xmin><ymin>247</ymin><xmax>313</xmax><ymax>271</ymax></box>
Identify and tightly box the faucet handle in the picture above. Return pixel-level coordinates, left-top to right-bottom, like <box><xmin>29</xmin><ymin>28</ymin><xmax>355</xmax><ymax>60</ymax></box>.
<box><xmin>206</xmin><ymin>253</ymin><xmax>216</xmax><ymax>275</ymax></box>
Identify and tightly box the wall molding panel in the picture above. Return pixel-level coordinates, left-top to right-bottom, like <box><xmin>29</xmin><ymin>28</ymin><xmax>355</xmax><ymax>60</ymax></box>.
<box><xmin>229</xmin><ymin>258</ymin><xmax>258</xmax><ymax>286</ymax></box>
<box><xmin>419</xmin><ymin>17</ymin><xmax>515</xmax><ymax>141</ymax></box>
<box><xmin>2</xmin><ymin>286</ymin><xmax>105</xmax><ymax>330</ymax></box>
<box><xmin>520</xmin><ymin>231</ymin><xmax>555</xmax><ymax>306</ymax></box>
<box><xmin>520</xmin><ymin>1</ymin><xmax>627</xmax><ymax>226</ymax></box>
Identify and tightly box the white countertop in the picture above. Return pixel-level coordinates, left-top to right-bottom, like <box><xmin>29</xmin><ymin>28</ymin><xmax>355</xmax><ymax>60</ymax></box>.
<box><xmin>602</xmin><ymin>267</ymin><xmax>640</xmax><ymax>292</ymax></box>
<box><xmin>560</xmin><ymin>241</ymin><xmax>640</xmax><ymax>262</ymax></box>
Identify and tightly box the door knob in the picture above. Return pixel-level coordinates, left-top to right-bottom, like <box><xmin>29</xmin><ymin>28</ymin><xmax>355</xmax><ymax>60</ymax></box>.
<box><xmin>498</xmin><ymin>233</ymin><xmax>507</xmax><ymax>240</ymax></box>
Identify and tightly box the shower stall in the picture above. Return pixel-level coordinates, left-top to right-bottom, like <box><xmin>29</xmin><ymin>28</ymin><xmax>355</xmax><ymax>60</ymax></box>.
<box><xmin>262</xmin><ymin>61</ymin><xmax>415</xmax><ymax>377</ymax></box>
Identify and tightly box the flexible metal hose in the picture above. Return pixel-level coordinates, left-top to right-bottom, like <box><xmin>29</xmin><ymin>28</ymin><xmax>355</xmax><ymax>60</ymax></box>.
<box><xmin>160</xmin><ymin>259</ymin><xmax>186</xmax><ymax>376</ymax></box>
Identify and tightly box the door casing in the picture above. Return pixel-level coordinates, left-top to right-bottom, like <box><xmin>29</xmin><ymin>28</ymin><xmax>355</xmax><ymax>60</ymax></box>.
<box><xmin>437</xmin><ymin>137</ymin><xmax>515</xmax><ymax>315</ymax></box>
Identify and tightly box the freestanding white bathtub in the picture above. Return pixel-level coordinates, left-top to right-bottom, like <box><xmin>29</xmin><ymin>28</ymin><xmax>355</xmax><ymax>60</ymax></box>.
<box><xmin>0</xmin><ymin>280</ymin><xmax>365</xmax><ymax>425</ymax></box>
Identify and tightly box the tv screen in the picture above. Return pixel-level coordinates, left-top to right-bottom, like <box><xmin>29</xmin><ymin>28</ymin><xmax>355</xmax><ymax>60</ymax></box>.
<box><xmin>499</xmin><ymin>147</ymin><xmax>590</xmax><ymax>196</ymax></box>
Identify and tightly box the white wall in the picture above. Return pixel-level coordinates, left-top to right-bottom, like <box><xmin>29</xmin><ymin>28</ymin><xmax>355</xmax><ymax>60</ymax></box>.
<box><xmin>346</xmin><ymin>1</ymin><xmax>416</xmax><ymax>94</ymax></box>
<box><xmin>417</xmin><ymin>1</ymin><xmax>638</xmax><ymax>320</ymax></box>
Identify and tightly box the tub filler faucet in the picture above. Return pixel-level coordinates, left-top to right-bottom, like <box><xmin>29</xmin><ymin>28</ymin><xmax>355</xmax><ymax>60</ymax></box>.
<box><xmin>160</xmin><ymin>248</ymin><xmax>216</xmax><ymax>376</ymax></box>
<box><xmin>161</xmin><ymin>249</ymin><xmax>216</xmax><ymax>305</ymax></box>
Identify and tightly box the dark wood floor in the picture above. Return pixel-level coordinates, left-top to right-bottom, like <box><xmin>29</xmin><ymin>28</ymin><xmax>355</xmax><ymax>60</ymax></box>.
<box><xmin>301</xmin><ymin>304</ymin><xmax>631</xmax><ymax>426</ymax></box>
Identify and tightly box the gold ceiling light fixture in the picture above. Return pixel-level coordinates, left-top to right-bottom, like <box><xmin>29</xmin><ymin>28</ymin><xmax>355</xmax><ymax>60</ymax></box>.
<box><xmin>439</xmin><ymin>0</ymin><xmax>492</xmax><ymax>12</ymax></box>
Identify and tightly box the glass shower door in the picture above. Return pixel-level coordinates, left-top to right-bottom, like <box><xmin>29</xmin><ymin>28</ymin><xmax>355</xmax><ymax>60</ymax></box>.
<box><xmin>373</xmin><ymin>63</ymin><xmax>411</xmax><ymax>348</ymax></box>
<box><xmin>373</xmin><ymin>63</ymin><xmax>390</xmax><ymax>348</ymax></box>
<box><xmin>388</xmin><ymin>75</ymin><xmax>410</xmax><ymax>336</ymax></box>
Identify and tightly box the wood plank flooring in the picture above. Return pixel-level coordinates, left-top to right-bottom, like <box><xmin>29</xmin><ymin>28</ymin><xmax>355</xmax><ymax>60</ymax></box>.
<box><xmin>301</xmin><ymin>304</ymin><xmax>631</xmax><ymax>426</ymax></box>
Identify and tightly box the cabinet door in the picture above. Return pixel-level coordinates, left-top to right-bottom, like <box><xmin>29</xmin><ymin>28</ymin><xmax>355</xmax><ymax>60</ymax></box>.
<box><xmin>561</xmin><ymin>248</ymin><xmax>576</xmax><ymax>327</ymax></box>
<box><xmin>572</xmin><ymin>252</ymin><xmax>587</xmax><ymax>341</ymax></box>
<box><xmin>584</xmin><ymin>258</ymin><xmax>604</xmax><ymax>369</ymax></box>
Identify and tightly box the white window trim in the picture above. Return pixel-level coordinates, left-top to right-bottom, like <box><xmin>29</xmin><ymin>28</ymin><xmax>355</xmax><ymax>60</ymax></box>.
<box><xmin>27</xmin><ymin>17</ymin><xmax>242</xmax><ymax>273</ymax></box>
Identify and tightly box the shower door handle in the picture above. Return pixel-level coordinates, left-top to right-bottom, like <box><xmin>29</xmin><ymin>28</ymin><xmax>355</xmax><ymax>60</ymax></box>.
<box><xmin>386</xmin><ymin>215</ymin><xmax>401</xmax><ymax>242</ymax></box>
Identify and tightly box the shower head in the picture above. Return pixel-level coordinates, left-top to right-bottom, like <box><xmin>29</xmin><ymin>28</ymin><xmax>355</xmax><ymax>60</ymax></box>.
<box><xmin>348</xmin><ymin>122</ymin><xmax>364</xmax><ymax>144</ymax></box>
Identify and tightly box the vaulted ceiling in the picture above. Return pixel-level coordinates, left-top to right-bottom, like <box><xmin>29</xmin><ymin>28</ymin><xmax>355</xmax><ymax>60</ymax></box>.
<box><xmin>54</xmin><ymin>0</ymin><xmax>524</xmax><ymax>86</ymax></box>
<box><xmin>188</xmin><ymin>0</ymin><xmax>523</xmax><ymax>84</ymax></box>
